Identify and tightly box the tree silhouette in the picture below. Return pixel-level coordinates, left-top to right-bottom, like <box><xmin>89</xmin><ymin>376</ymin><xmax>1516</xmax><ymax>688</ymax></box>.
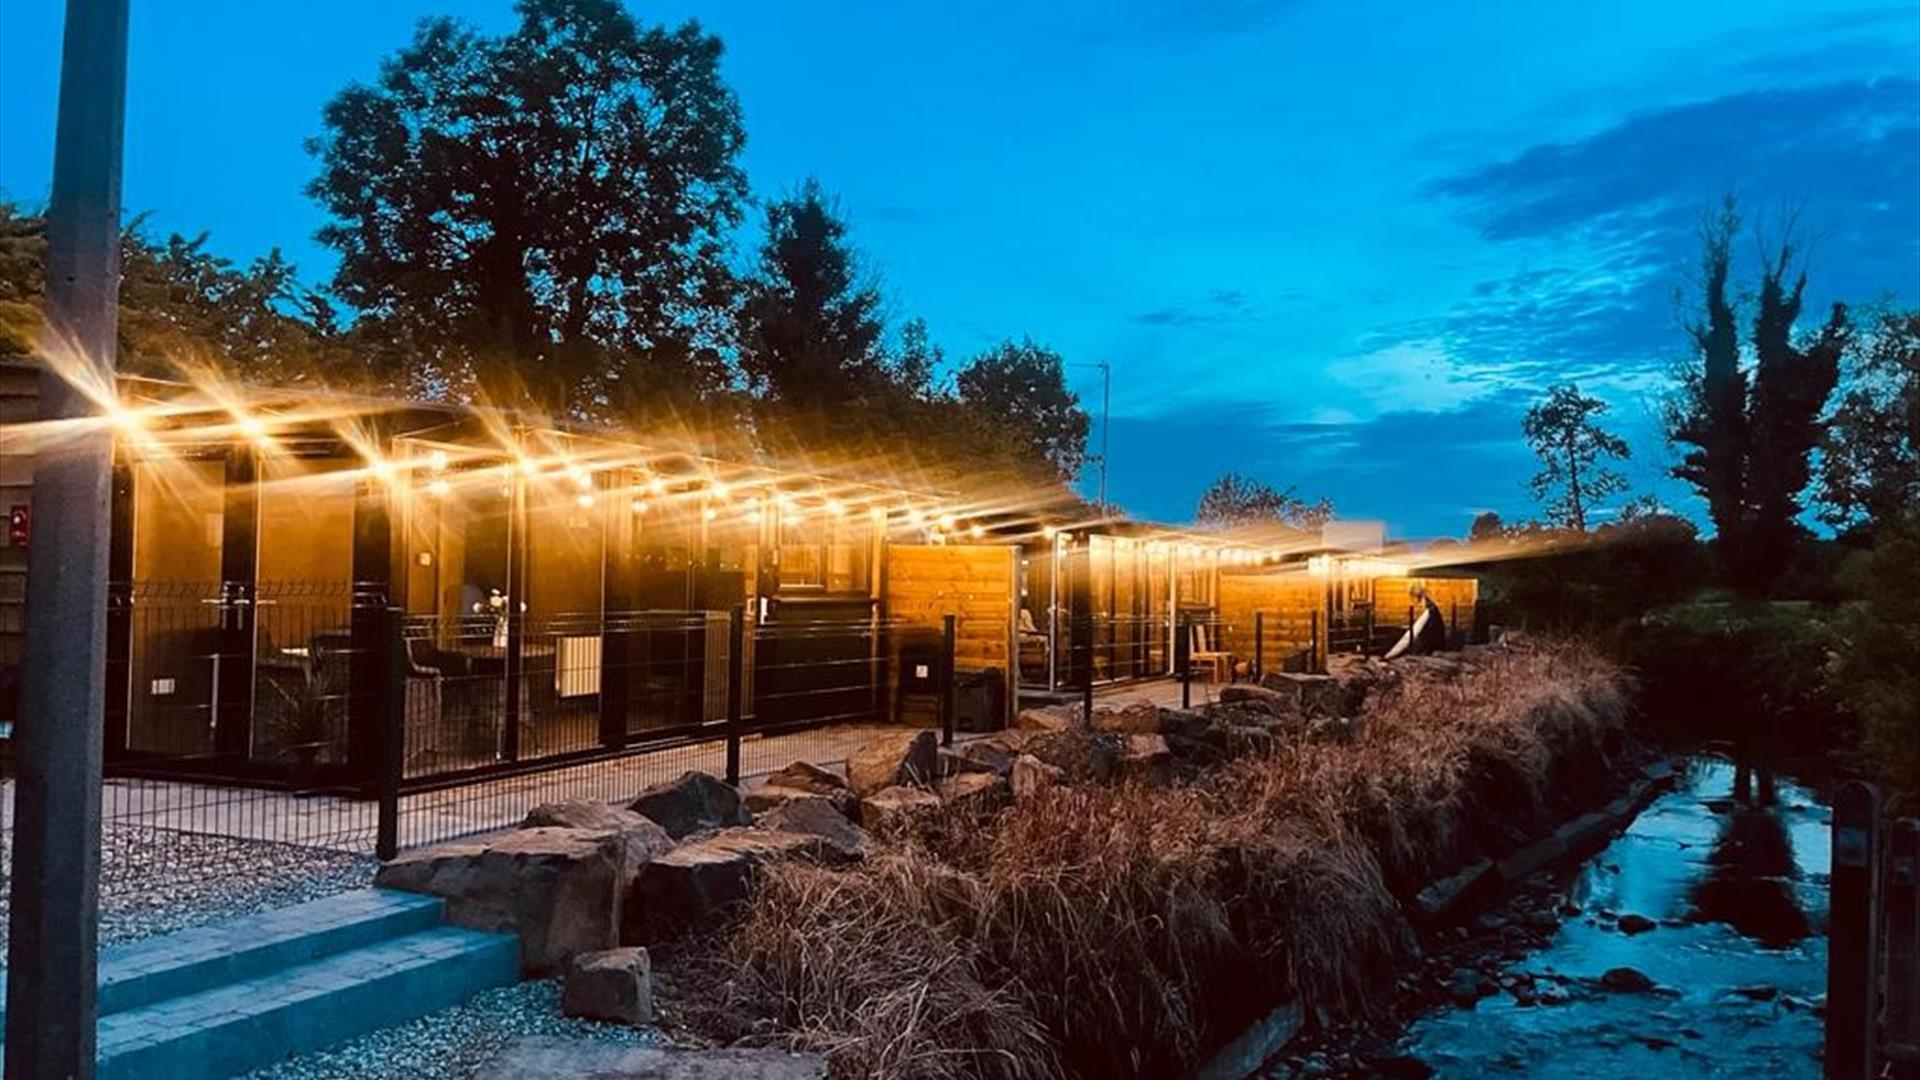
<box><xmin>1522</xmin><ymin>383</ymin><xmax>1629</xmax><ymax>532</ymax></box>
<box><xmin>306</xmin><ymin>0</ymin><xmax>747</xmax><ymax>415</ymax></box>
<box><xmin>953</xmin><ymin>339</ymin><xmax>1091</xmax><ymax>485</ymax></box>
<box><xmin>1194</xmin><ymin>472</ymin><xmax>1332</xmax><ymax>530</ymax></box>
<box><xmin>1669</xmin><ymin>200</ymin><xmax>1849</xmax><ymax>593</ymax></box>
<box><xmin>1818</xmin><ymin>308</ymin><xmax>1919</xmax><ymax>536</ymax></box>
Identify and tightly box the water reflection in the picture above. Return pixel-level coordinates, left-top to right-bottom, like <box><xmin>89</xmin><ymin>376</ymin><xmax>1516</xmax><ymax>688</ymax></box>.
<box><xmin>1689</xmin><ymin>765</ymin><xmax>1811</xmax><ymax>948</ymax></box>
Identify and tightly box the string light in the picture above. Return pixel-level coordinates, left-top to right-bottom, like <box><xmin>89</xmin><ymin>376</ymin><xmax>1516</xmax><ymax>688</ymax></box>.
<box><xmin>702</xmin><ymin>505</ymin><xmax>719</xmax><ymax>522</ymax></box>
<box><xmin>938</xmin><ymin>513</ymin><xmax>956</xmax><ymax>531</ymax></box>
<box><xmin>630</xmin><ymin>499</ymin><xmax>648</xmax><ymax>515</ymax></box>
<box><xmin>425</xmin><ymin>478</ymin><xmax>452</xmax><ymax>497</ymax></box>
<box><xmin>647</xmin><ymin>475</ymin><xmax>667</xmax><ymax>496</ymax></box>
<box><xmin>236</xmin><ymin>415</ymin><xmax>273</xmax><ymax>450</ymax></box>
<box><xmin>969</xmin><ymin>523</ymin><xmax>986</xmax><ymax>540</ymax></box>
<box><xmin>428</xmin><ymin>449</ymin><xmax>449</xmax><ymax>472</ymax></box>
<box><xmin>576</xmin><ymin>492</ymin><xmax>596</xmax><ymax>509</ymax></box>
<box><xmin>826</xmin><ymin>498</ymin><xmax>846</xmax><ymax>517</ymax></box>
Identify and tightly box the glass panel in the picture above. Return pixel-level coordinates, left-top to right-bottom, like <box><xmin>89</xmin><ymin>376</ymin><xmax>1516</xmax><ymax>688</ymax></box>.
<box><xmin>127</xmin><ymin>456</ymin><xmax>225</xmax><ymax>755</ymax></box>
<box><xmin>251</xmin><ymin>455</ymin><xmax>356</xmax><ymax>765</ymax></box>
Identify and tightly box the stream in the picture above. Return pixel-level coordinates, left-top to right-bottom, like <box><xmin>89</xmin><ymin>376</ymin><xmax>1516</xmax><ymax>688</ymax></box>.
<box><xmin>1397</xmin><ymin>756</ymin><xmax>1830</xmax><ymax>1077</ymax></box>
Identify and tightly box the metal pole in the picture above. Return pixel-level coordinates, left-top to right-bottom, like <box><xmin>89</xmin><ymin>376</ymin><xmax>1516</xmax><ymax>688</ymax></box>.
<box><xmin>1178</xmin><ymin>612</ymin><xmax>1192</xmax><ymax>710</ymax></box>
<box><xmin>1827</xmin><ymin>781</ymin><xmax>1881</xmax><ymax>1080</ymax></box>
<box><xmin>375</xmin><ymin>607</ymin><xmax>405</xmax><ymax>861</ymax></box>
<box><xmin>6</xmin><ymin>2</ymin><xmax>130</xmax><ymax>1075</ymax></box>
<box><xmin>940</xmin><ymin>614</ymin><xmax>957</xmax><ymax>747</ymax></box>
<box><xmin>1253</xmin><ymin>611</ymin><xmax>1264</xmax><ymax>683</ymax></box>
<box><xmin>1886</xmin><ymin>819</ymin><xmax>1919</xmax><ymax>1071</ymax></box>
<box><xmin>1098</xmin><ymin>361</ymin><xmax>1110</xmax><ymax>513</ymax></box>
<box><xmin>725</xmin><ymin>603</ymin><xmax>744</xmax><ymax>785</ymax></box>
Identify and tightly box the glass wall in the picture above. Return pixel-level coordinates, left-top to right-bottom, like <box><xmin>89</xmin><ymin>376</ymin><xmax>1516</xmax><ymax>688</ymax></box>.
<box><xmin>250</xmin><ymin>453</ymin><xmax>357</xmax><ymax>765</ymax></box>
<box><xmin>126</xmin><ymin>454</ymin><xmax>226</xmax><ymax>755</ymax></box>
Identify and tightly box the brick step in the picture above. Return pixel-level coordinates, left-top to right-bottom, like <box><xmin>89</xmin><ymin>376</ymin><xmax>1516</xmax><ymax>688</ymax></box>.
<box><xmin>95</xmin><ymin>923</ymin><xmax>518</xmax><ymax>1079</ymax></box>
<box><xmin>0</xmin><ymin>888</ymin><xmax>447</xmax><ymax>1025</ymax></box>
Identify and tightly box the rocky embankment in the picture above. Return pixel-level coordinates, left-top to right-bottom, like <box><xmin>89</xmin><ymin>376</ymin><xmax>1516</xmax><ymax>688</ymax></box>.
<box><xmin>375</xmin><ymin>638</ymin><xmax>1639</xmax><ymax>1080</ymax></box>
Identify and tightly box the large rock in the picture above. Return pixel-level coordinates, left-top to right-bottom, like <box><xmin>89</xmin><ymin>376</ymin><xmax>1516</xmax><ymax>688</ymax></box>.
<box><xmin>522</xmin><ymin>801</ymin><xmax>676</xmax><ymax>872</ymax></box>
<box><xmin>560</xmin><ymin>946</ymin><xmax>654</xmax><ymax>1026</ymax></box>
<box><xmin>631</xmin><ymin>828</ymin><xmax>832</xmax><ymax>940</ymax></box>
<box><xmin>1091</xmin><ymin>702</ymin><xmax>1164</xmax><ymax>734</ymax></box>
<box><xmin>956</xmin><ymin>739</ymin><xmax>1017</xmax><ymax>775</ymax></box>
<box><xmin>757</xmin><ymin>795</ymin><xmax>871</xmax><ymax>861</ymax></box>
<box><xmin>1021</xmin><ymin>729</ymin><xmax>1123</xmax><ymax>782</ymax></box>
<box><xmin>1118</xmin><ymin>733</ymin><xmax>1173</xmax><ymax>786</ymax></box>
<box><xmin>860</xmin><ymin>784</ymin><xmax>942</xmax><ymax>829</ymax></box>
<box><xmin>1010</xmin><ymin>753</ymin><xmax>1064</xmax><ymax>800</ymax></box>
<box><xmin>846</xmin><ymin>729</ymin><xmax>939</xmax><ymax>796</ymax></box>
<box><xmin>376</xmin><ymin>827</ymin><xmax>629</xmax><ymax>975</ymax></box>
<box><xmin>628</xmin><ymin>771</ymin><xmax>751</xmax><ymax>839</ymax></box>
<box><xmin>1217</xmin><ymin>683</ymin><xmax>1292</xmax><ymax>716</ymax></box>
<box><xmin>1016</xmin><ymin>704</ymin><xmax>1082</xmax><ymax>732</ymax></box>
<box><xmin>746</xmin><ymin>761</ymin><xmax>858</xmax><ymax>817</ymax></box>
<box><xmin>935</xmin><ymin>770</ymin><xmax>1009</xmax><ymax>810</ymax></box>
<box><xmin>1259</xmin><ymin>671</ymin><xmax>1343</xmax><ymax>715</ymax></box>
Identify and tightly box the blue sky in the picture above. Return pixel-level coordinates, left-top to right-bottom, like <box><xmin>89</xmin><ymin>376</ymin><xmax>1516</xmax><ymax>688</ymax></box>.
<box><xmin>2</xmin><ymin>1</ymin><xmax>1916</xmax><ymax>536</ymax></box>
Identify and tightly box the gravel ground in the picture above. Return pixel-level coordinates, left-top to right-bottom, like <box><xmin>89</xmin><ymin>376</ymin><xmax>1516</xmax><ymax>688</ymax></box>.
<box><xmin>0</xmin><ymin>823</ymin><xmax>377</xmax><ymax>954</ymax></box>
<box><xmin>244</xmin><ymin>980</ymin><xmax>666</xmax><ymax>1079</ymax></box>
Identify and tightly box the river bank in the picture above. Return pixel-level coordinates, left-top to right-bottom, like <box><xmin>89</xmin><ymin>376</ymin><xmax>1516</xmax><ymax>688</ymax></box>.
<box><xmin>655</xmin><ymin>638</ymin><xmax>1643</xmax><ymax>1079</ymax></box>
<box><xmin>1267</xmin><ymin>755</ymin><xmax>1829</xmax><ymax>1079</ymax></box>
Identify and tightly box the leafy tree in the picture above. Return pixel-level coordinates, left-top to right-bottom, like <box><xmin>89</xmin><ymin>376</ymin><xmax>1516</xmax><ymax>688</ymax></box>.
<box><xmin>1669</xmin><ymin>200</ymin><xmax>1849</xmax><ymax>593</ymax></box>
<box><xmin>306</xmin><ymin>0</ymin><xmax>747</xmax><ymax>414</ymax></box>
<box><xmin>1467</xmin><ymin>510</ymin><xmax>1506</xmax><ymax>543</ymax></box>
<box><xmin>1832</xmin><ymin>508</ymin><xmax>1920</xmax><ymax>812</ymax></box>
<box><xmin>1818</xmin><ymin>308</ymin><xmax>1920</xmax><ymax>534</ymax></box>
<box><xmin>0</xmin><ymin>202</ymin><xmax>355</xmax><ymax>384</ymax></box>
<box><xmin>1522</xmin><ymin>383</ymin><xmax>1629</xmax><ymax>531</ymax></box>
<box><xmin>1194</xmin><ymin>471</ymin><xmax>1332</xmax><ymax>531</ymax></box>
<box><xmin>953</xmin><ymin>338</ymin><xmax>1090</xmax><ymax>484</ymax></box>
<box><xmin>738</xmin><ymin>179</ymin><xmax>890</xmax><ymax>410</ymax></box>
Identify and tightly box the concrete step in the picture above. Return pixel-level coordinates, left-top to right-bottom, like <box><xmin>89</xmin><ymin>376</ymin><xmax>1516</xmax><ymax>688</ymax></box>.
<box><xmin>0</xmin><ymin>888</ymin><xmax>447</xmax><ymax>1026</ymax></box>
<box><xmin>95</xmin><ymin>923</ymin><xmax>519</xmax><ymax>1079</ymax></box>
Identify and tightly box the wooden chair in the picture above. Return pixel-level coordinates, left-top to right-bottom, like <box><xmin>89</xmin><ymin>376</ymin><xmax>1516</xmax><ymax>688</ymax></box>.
<box><xmin>1188</xmin><ymin>620</ymin><xmax>1232</xmax><ymax>684</ymax></box>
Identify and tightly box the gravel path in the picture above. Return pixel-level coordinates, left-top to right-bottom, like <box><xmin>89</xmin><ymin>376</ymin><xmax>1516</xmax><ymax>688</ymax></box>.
<box><xmin>244</xmin><ymin>980</ymin><xmax>665</xmax><ymax>1079</ymax></box>
<box><xmin>0</xmin><ymin>821</ymin><xmax>377</xmax><ymax>954</ymax></box>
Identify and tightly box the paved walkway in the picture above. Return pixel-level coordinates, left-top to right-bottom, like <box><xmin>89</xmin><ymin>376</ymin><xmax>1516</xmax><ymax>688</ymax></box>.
<box><xmin>86</xmin><ymin>722</ymin><xmax>962</xmax><ymax>857</ymax></box>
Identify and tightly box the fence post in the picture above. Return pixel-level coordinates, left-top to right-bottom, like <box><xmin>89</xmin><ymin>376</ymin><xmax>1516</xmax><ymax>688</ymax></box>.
<box><xmin>725</xmin><ymin>603</ymin><xmax>744</xmax><ymax>785</ymax></box>
<box><xmin>1253</xmin><ymin>611</ymin><xmax>1265</xmax><ymax>683</ymax></box>
<box><xmin>1363</xmin><ymin>605</ymin><xmax>1374</xmax><ymax>656</ymax></box>
<box><xmin>375</xmin><ymin>607</ymin><xmax>406</xmax><ymax>861</ymax></box>
<box><xmin>1828</xmin><ymin>780</ymin><xmax>1882</xmax><ymax>1080</ymax></box>
<box><xmin>1886</xmin><ymin>819</ymin><xmax>1920</xmax><ymax>1071</ymax></box>
<box><xmin>1177</xmin><ymin>611</ymin><xmax>1192</xmax><ymax>710</ymax></box>
<box><xmin>1310</xmin><ymin>608</ymin><xmax>1321</xmax><ymax>673</ymax></box>
<box><xmin>940</xmin><ymin>613</ymin><xmax>957</xmax><ymax>747</ymax></box>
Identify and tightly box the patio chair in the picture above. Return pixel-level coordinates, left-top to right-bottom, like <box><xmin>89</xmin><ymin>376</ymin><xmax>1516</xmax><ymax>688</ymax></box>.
<box><xmin>1187</xmin><ymin>621</ymin><xmax>1232</xmax><ymax>684</ymax></box>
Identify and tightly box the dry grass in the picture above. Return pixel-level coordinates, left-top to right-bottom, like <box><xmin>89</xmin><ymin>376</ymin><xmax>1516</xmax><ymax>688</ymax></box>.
<box><xmin>667</xmin><ymin>639</ymin><xmax>1630</xmax><ymax>1080</ymax></box>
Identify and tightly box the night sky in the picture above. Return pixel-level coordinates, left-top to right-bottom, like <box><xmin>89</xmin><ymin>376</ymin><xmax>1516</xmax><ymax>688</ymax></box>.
<box><xmin>2</xmin><ymin>1</ymin><xmax>1916</xmax><ymax>536</ymax></box>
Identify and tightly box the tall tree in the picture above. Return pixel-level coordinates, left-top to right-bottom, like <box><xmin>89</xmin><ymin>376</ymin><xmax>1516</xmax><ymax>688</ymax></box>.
<box><xmin>1467</xmin><ymin>510</ymin><xmax>1506</xmax><ymax>543</ymax></box>
<box><xmin>1669</xmin><ymin>200</ymin><xmax>1849</xmax><ymax>593</ymax></box>
<box><xmin>1194</xmin><ymin>472</ymin><xmax>1332</xmax><ymax>530</ymax></box>
<box><xmin>953</xmin><ymin>338</ymin><xmax>1090</xmax><ymax>484</ymax></box>
<box><xmin>737</xmin><ymin>179</ymin><xmax>889</xmax><ymax>411</ymax></box>
<box><xmin>1818</xmin><ymin>308</ymin><xmax>1920</xmax><ymax>535</ymax></box>
<box><xmin>1522</xmin><ymin>383</ymin><xmax>1630</xmax><ymax>532</ymax></box>
<box><xmin>306</xmin><ymin>0</ymin><xmax>747</xmax><ymax>414</ymax></box>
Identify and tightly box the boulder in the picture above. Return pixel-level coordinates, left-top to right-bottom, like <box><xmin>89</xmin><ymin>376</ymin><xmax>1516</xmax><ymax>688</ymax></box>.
<box><xmin>376</xmin><ymin>827</ymin><xmax>629</xmax><ymax>975</ymax></box>
<box><xmin>1016</xmin><ymin>704</ymin><xmax>1083</xmax><ymax>732</ymax></box>
<box><xmin>846</xmin><ymin>730</ymin><xmax>939</xmax><ymax>796</ymax></box>
<box><xmin>745</xmin><ymin>765</ymin><xmax>858</xmax><ymax>818</ymax></box>
<box><xmin>628</xmin><ymin>771</ymin><xmax>750</xmax><ymax>839</ymax></box>
<box><xmin>1010</xmin><ymin>753</ymin><xmax>1064</xmax><ymax>800</ymax></box>
<box><xmin>1154</xmin><ymin>708</ymin><xmax>1213</xmax><ymax>740</ymax></box>
<box><xmin>632</xmin><ymin>828</ymin><xmax>832</xmax><ymax>940</ymax></box>
<box><xmin>936</xmin><ymin>747</ymin><xmax>998</xmax><ymax>777</ymax></box>
<box><xmin>522</xmin><ymin>801</ymin><xmax>676</xmax><ymax>873</ymax></box>
<box><xmin>1217</xmin><ymin>683</ymin><xmax>1291</xmax><ymax>716</ymax></box>
<box><xmin>935</xmin><ymin>770</ymin><xmax>1009</xmax><ymax>810</ymax></box>
<box><xmin>1598</xmin><ymin>966</ymin><xmax>1658</xmax><ymax>993</ymax></box>
<box><xmin>1090</xmin><ymin>702</ymin><xmax>1163</xmax><ymax>735</ymax></box>
<box><xmin>1616</xmin><ymin>913</ymin><xmax>1656</xmax><ymax>935</ymax></box>
<box><xmin>560</xmin><ymin>947</ymin><xmax>654</xmax><ymax>1026</ymax></box>
<box><xmin>757</xmin><ymin>795</ymin><xmax>871</xmax><ymax>861</ymax></box>
<box><xmin>1021</xmin><ymin>729</ymin><xmax>1123</xmax><ymax>782</ymax></box>
<box><xmin>1260</xmin><ymin>671</ymin><xmax>1343</xmax><ymax>714</ymax></box>
<box><xmin>1163</xmin><ymin>732</ymin><xmax>1227</xmax><ymax>769</ymax></box>
<box><xmin>956</xmin><ymin>739</ymin><xmax>1017</xmax><ymax>775</ymax></box>
<box><xmin>1117</xmin><ymin>733</ymin><xmax>1173</xmax><ymax>786</ymax></box>
<box><xmin>1209</xmin><ymin>720</ymin><xmax>1276</xmax><ymax>757</ymax></box>
<box><xmin>860</xmin><ymin>784</ymin><xmax>942</xmax><ymax>829</ymax></box>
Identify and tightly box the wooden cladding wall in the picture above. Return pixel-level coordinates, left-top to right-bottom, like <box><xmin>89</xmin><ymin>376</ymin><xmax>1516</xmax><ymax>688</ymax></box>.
<box><xmin>882</xmin><ymin>544</ymin><xmax>1018</xmax><ymax>726</ymax></box>
<box><xmin>1217</xmin><ymin>572</ymin><xmax>1326</xmax><ymax>674</ymax></box>
<box><xmin>1373</xmin><ymin>576</ymin><xmax>1479</xmax><ymax>642</ymax></box>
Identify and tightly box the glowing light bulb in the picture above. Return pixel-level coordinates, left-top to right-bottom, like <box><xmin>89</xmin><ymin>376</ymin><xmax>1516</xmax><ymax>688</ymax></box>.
<box><xmin>648</xmin><ymin>476</ymin><xmax>666</xmax><ymax>496</ymax></box>
<box><xmin>426</xmin><ymin>478</ymin><xmax>452</xmax><ymax>497</ymax></box>
<box><xmin>236</xmin><ymin>415</ymin><xmax>272</xmax><ymax>448</ymax></box>
<box><xmin>938</xmin><ymin>513</ymin><xmax>956</xmax><ymax>531</ymax></box>
<box><xmin>969</xmin><ymin>523</ymin><xmax>986</xmax><ymax>540</ymax></box>
<box><xmin>428</xmin><ymin>449</ymin><xmax>449</xmax><ymax>472</ymax></box>
<box><xmin>517</xmin><ymin>457</ymin><xmax>540</xmax><ymax>478</ymax></box>
<box><xmin>630</xmin><ymin>499</ymin><xmax>648</xmax><ymax>515</ymax></box>
<box><xmin>568</xmin><ymin>464</ymin><xmax>593</xmax><ymax>491</ymax></box>
<box><xmin>577</xmin><ymin>492</ymin><xmax>596</xmax><ymax>509</ymax></box>
<box><xmin>702</xmin><ymin>506</ymin><xmax>718</xmax><ymax>522</ymax></box>
<box><xmin>1042</xmin><ymin>525</ymin><xmax>1059</xmax><ymax>540</ymax></box>
<box><xmin>905</xmin><ymin>506</ymin><xmax>924</xmax><ymax>526</ymax></box>
<box><xmin>826</xmin><ymin>499</ymin><xmax>845</xmax><ymax>517</ymax></box>
<box><xmin>710</xmin><ymin>480</ymin><xmax>731</xmax><ymax>501</ymax></box>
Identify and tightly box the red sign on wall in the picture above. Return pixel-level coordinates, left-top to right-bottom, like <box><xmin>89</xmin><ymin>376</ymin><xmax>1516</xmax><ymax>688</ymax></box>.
<box><xmin>7</xmin><ymin>504</ymin><xmax>27</xmax><ymax>548</ymax></box>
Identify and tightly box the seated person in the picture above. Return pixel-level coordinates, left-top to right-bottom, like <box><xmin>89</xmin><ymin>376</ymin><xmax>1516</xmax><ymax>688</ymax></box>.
<box><xmin>1384</xmin><ymin>583</ymin><xmax>1448</xmax><ymax>659</ymax></box>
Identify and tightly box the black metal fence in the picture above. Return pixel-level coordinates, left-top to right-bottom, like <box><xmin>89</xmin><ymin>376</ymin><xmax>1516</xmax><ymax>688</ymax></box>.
<box><xmin>97</xmin><ymin>583</ymin><xmax>957</xmax><ymax>865</ymax></box>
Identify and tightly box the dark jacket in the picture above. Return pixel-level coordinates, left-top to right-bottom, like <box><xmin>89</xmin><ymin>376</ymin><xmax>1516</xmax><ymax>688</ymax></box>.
<box><xmin>1411</xmin><ymin>597</ymin><xmax>1448</xmax><ymax>654</ymax></box>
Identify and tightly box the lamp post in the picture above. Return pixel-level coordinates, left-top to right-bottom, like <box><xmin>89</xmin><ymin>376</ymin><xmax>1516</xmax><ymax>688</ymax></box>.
<box><xmin>5</xmin><ymin>1</ymin><xmax>130</xmax><ymax>1076</ymax></box>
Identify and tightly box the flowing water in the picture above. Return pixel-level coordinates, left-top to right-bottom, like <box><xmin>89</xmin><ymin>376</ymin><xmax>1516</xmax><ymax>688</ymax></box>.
<box><xmin>1400</xmin><ymin>757</ymin><xmax>1830</xmax><ymax>1078</ymax></box>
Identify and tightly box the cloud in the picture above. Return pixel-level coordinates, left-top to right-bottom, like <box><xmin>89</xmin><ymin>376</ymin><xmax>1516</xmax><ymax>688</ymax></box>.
<box><xmin>1130</xmin><ymin>286</ymin><xmax>1263</xmax><ymax>327</ymax></box>
<box><xmin>1395</xmin><ymin>75</ymin><xmax>1920</xmax><ymax>395</ymax></box>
